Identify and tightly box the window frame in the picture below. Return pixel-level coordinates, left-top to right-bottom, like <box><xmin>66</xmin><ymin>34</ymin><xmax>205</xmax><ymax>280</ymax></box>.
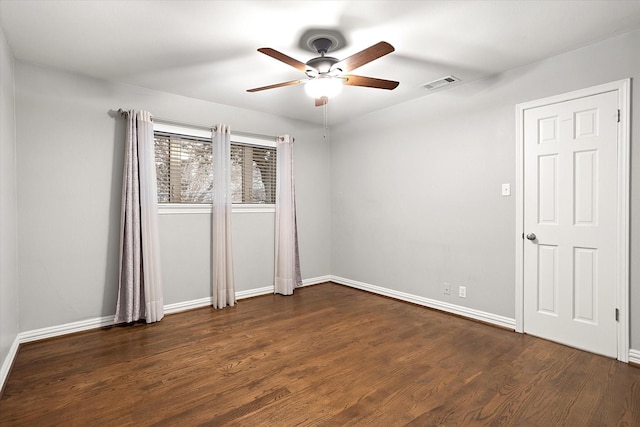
<box><xmin>153</xmin><ymin>122</ymin><xmax>277</xmax><ymax>215</ymax></box>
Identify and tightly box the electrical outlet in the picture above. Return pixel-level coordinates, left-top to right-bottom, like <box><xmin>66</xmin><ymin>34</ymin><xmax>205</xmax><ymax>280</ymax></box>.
<box><xmin>459</xmin><ymin>286</ymin><xmax>466</xmax><ymax>298</ymax></box>
<box><xmin>443</xmin><ymin>283</ymin><xmax>450</xmax><ymax>295</ymax></box>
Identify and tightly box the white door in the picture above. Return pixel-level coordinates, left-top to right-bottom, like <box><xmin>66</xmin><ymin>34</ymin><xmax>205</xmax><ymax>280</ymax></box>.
<box><xmin>523</xmin><ymin>90</ymin><xmax>619</xmax><ymax>358</ymax></box>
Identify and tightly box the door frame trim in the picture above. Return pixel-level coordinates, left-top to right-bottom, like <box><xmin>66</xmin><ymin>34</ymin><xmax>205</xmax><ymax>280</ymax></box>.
<box><xmin>515</xmin><ymin>79</ymin><xmax>630</xmax><ymax>362</ymax></box>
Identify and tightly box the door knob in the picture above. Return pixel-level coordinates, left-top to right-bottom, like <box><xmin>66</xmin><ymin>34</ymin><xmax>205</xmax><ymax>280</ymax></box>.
<box><xmin>526</xmin><ymin>233</ymin><xmax>537</xmax><ymax>241</ymax></box>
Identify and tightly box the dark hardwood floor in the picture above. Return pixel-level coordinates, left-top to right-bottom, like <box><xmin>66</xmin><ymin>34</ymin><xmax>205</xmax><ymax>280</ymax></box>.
<box><xmin>1</xmin><ymin>282</ymin><xmax>639</xmax><ymax>426</ymax></box>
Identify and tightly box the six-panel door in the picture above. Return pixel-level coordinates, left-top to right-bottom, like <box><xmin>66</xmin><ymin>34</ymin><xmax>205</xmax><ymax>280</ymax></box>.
<box><xmin>523</xmin><ymin>90</ymin><xmax>618</xmax><ymax>358</ymax></box>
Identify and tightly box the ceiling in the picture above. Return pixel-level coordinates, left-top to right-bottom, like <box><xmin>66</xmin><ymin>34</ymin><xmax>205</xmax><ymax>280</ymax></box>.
<box><xmin>2</xmin><ymin>1</ymin><xmax>640</xmax><ymax>125</ymax></box>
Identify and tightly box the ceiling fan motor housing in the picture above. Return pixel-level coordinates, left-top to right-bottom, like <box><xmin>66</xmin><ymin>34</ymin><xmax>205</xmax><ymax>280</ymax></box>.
<box><xmin>306</xmin><ymin>56</ymin><xmax>339</xmax><ymax>76</ymax></box>
<box><xmin>305</xmin><ymin>37</ymin><xmax>342</xmax><ymax>77</ymax></box>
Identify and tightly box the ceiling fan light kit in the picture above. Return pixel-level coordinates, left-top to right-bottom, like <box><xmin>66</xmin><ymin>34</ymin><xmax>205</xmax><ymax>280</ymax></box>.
<box><xmin>247</xmin><ymin>35</ymin><xmax>399</xmax><ymax>106</ymax></box>
<box><xmin>305</xmin><ymin>76</ymin><xmax>344</xmax><ymax>99</ymax></box>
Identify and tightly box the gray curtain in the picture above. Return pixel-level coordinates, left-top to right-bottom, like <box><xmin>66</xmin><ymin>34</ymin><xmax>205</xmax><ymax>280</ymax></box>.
<box><xmin>212</xmin><ymin>124</ymin><xmax>236</xmax><ymax>308</ymax></box>
<box><xmin>115</xmin><ymin>110</ymin><xmax>164</xmax><ymax>323</ymax></box>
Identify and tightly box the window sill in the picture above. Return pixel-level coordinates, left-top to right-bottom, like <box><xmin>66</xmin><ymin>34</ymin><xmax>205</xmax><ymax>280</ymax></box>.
<box><xmin>158</xmin><ymin>204</ymin><xmax>275</xmax><ymax>215</ymax></box>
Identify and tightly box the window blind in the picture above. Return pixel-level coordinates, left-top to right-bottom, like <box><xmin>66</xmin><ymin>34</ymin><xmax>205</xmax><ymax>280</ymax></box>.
<box><xmin>154</xmin><ymin>131</ymin><xmax>276</xmax><ymax>204</ymax></box>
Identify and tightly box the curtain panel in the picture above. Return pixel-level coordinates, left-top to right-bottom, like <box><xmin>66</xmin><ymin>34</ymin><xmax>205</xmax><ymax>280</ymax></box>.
<box><xmin>115</xmin><ymin>110</ymin><xmax>164</xmax><ymax>324</ymax></box>
<box><xmin>212</xmin><ymin>124</ymin><xmax>236</xmax><ymax>308</ymax></box>
<box><xmin>274</xmin><ymin>134</ymin><xmax>302</xmax><ymax>295</ymax></box>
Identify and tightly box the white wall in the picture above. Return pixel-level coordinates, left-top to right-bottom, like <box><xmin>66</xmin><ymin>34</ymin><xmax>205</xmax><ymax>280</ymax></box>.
<box><xmin>0</xmin><ymin>23</ymin><xmax>19</xmax><ymax>377</ymax></box>
<box><xmin>15</xmin><ymin>62</ymin><xmax>331</xmax><ymax>332</ymax></box>
<box><xmin>331</xmin><ymin>29</ymin><xmax>640</xmax><ymax>348</ymax></box>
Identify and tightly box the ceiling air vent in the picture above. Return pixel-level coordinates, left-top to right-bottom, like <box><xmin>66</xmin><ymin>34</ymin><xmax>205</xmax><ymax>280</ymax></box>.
<box><xmin>421</xmin><ymin>75</ymin><xmax>460</xmax><ymax>91</ymax></box>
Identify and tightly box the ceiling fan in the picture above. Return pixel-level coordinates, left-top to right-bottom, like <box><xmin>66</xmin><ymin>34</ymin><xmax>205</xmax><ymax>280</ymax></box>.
<box><xmin>247</xmin><ymin>38</ymin><xmax>399</xmax><ymax>106</ymax></box>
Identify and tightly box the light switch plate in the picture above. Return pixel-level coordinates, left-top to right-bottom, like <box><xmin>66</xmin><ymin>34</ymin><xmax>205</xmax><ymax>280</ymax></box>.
<box><xmin>502</xmin><ymin>183</ymin><xmax>511</xmax><ymax>196</ymax></box>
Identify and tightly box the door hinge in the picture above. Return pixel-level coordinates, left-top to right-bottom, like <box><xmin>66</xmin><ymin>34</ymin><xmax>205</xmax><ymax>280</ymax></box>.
<box><xmin>617</xmin><ymin>109</ymin><xmax>621</xmax><ymax>123</ymax></box>
<box><xmin>615</xmin><ymin>308</ymin><xmax>619</xmax><ymax>322</ymax></box>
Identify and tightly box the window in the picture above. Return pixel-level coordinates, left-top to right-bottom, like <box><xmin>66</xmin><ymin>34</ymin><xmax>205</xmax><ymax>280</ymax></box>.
<box><xmin>230</xmin><ymin>144</ymin><xmax>276</xmax><ymax>204</ymax></box>
<box><xmin>155</xmin><ymin>133</ymin><xmax>213</xmax><ymax>204</ymax></box>
<box><xmin>153</xmin><ymin>124</ymin><xmax>277</xmax><ymax>210</ymax></box>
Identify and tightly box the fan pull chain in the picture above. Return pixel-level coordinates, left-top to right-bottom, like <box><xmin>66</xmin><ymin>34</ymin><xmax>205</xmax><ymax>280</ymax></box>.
<box><xmin>323</xmin><ymin>102</ymin><xmax>329</xmax><ymax>140</ymax></box>
<box><xmin>324</xmin><ymin>103</ymin><xmax>327</xmax><ymax>130</ymax></box>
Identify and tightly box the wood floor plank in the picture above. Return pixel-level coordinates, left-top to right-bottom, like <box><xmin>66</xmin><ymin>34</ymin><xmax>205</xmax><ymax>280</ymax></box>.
<box><xmin>1</xmin><ymin>283</ymin><xmax>638</xmax><ymax>426</ymax></box>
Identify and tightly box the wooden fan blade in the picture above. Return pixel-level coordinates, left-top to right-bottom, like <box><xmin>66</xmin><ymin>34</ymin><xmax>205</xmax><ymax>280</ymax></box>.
<box><xmin>343</xmin><ymin>75</ymin><xmax>399</xmax><ymax>90</ymax></box>
<box><xmin>247</xmin><ymin>79</ymin><xmax>305</xmax><ymax>92</ymax></box>
<box><xmin>258</xmin><ymin>48</ymin><xmax>308</xmax><ymax>72</ymax></box>
<box><xmin>315</xmin><ymin>97</ymin><xmax>329</xmax><ymax>107</ymax></box>
<box><xmin>333</xmin><ymin>41</ymin><xmax>395</xmax><ymax>73</ymax></box>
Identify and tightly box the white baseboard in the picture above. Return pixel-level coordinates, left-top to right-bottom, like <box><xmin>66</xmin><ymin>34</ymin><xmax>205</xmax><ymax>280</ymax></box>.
<box><xmin>331</xmin><ymin>276</ymin><xmax>516</xmax><ymax>330</ymax></box>
<box><xmin>164</xmin><ymin>285</ymin><xmax>278</xmax><ymax>314</ymax></box>
<box><xmin>0</xmin><ymin>336</ymin><xmax>20</xmax><ymax>393</ymax></box>
<box><xmin>302</xmin><ymin>275</ymin><xmax>332</xmax><ymax>287</ymax></box>
<box><xmin>629</xmin><ymin>349</ymin><xmax>640</xmax><ymax>365</ymax></box>
<box><xmin>236</xmin><ymin>286</ymin><xmax>273</xmax><ymax>299</ymax></box>
<box><xmin>163</xmin><ymin>296</ymin><xmax>212</xmax><ymax>314</ymax></box>
<box><xmin>19</xmin><ymin>315</ymin><xmax>116</xmax><ymax>344</ymax></box>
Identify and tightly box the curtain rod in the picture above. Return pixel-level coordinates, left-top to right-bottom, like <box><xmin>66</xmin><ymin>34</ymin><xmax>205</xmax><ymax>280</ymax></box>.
<box><xmin>115</xmin><ymin>109</ymin><xmax>277</xmax><ymax>142</ymax></box>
